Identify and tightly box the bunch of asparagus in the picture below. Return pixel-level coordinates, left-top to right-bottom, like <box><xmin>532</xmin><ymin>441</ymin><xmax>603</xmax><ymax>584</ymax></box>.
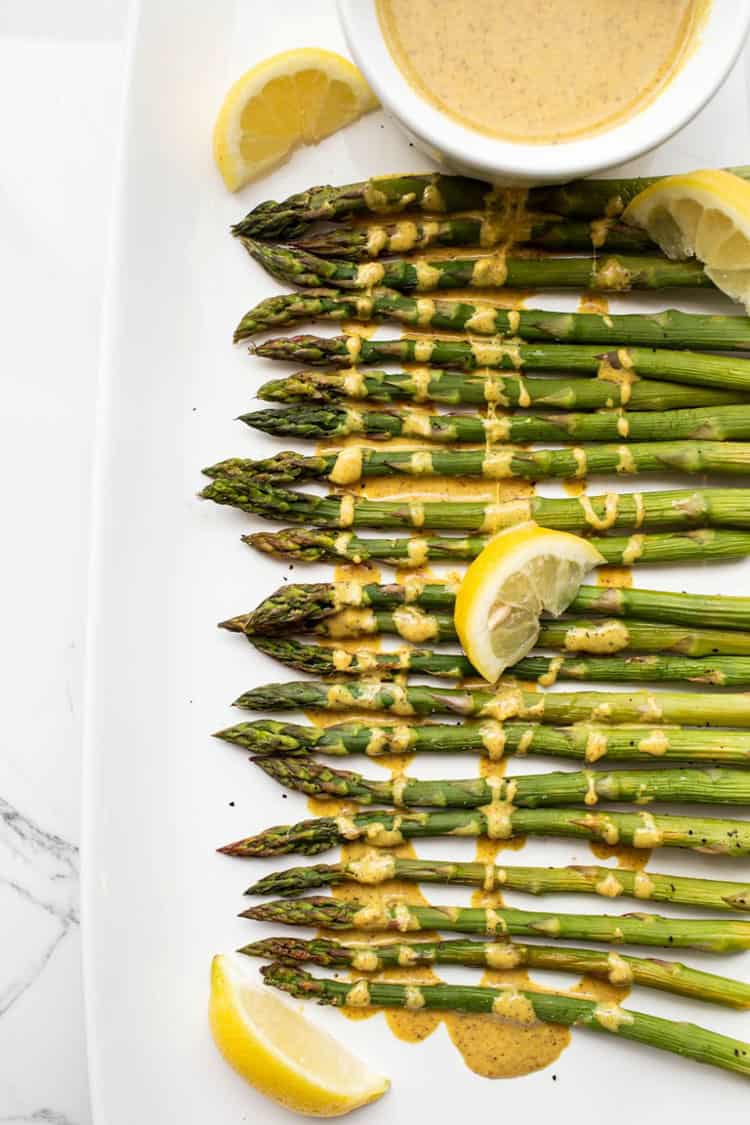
<box><xmin>209</xmin><ymin>167</ymin><xmax>750</xmax><ymax>1081</ymax></box>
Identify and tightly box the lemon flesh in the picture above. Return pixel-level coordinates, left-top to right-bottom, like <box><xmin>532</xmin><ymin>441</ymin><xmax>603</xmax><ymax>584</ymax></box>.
<box><xmin>213</xmin><ymin>48</ymin><xmax>379</xmax><ymax>191</ymax></box>
<box><xmin>623</xmin><ymin>170</ymin><xmax>750</xmax><ymax>309</ymax></box>
<box><xmin>454</xmin><ymin>524</ymin><xmax>605</xmax><ymax>684</ymax></box>
<box><xmin>210</xmin><ymin>955</ymin><xmax>388</xmax><ymax>1116</ymax></box>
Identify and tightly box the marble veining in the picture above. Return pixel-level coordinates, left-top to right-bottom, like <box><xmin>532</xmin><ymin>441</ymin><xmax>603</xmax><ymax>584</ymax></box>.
<box><xmin>0</xmin><ymin>1112</ymin><xmax>79</xmax><ymax>1124</ymax></box>
<box><xmin>0</xmin><ymin>798</ymin><xmax>78</xmax><ymax>1017</ymax></box>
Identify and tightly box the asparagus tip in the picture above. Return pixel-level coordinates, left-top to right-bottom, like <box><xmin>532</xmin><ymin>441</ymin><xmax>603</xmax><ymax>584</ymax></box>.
<box><xmin>217</xmin><ymin>839</ymin><xmax>250</xmax><ymax>856</ymax></box>
<box><xmin>218</xmin><ymin>614</ymin><xmax>251</xmax><ymax>633</ymax></box>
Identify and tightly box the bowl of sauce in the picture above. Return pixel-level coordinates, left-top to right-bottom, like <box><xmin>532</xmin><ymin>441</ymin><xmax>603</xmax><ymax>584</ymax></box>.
<box><xmin>339</xmin><ymin>0</ymin><xmax>750</xmax><ymax>183</ymax></box>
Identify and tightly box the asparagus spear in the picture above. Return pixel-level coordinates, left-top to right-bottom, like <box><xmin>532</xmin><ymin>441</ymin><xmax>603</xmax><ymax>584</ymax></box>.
<box><xmin>248</xmin><ymin>527</ymin><xmax>750</xmax><ymax>568</ymax></box>
<box><xmin>292</xmin><ymin>214</ymin><xmax>656</xmax><ymax>259</ymax></box>
<box><xmin>532</xmin><ymin>167</ymin><xmax>750</xmax><ymax>218</ymax></box>
<box><xmin>202</xmin><ymin>479</ymin><xmax>750</xmax><ymax>533</ymax></box>
<box><xmin>257</xmin><ymin>368</ymin><xmax>744</xmax><ymax>411</ymax></box>
<box><xmin>232</xmin><ymin>168</ymin><xmax>750</xmax><ymax>238</ymax></box>
<box><xmin>243</xmin><ymin>896</ymin><xmax>750</xmax><ymax>952</ymax></box>
<box><xmin>242</xmin><ymin>936</ymin><xmax>750</xmax><ymax>1009</ymax></box>
<box><xmin>256</xmin><ymin>757</ymin><xmax>750</xmax><ymax>809</ymax></box>
<box><xmin>515</xmin><ymin>654</ymin><xmax>750</xmax><ymax>687</ymax></box>
<box><xmin>239</xmin><ymin>579</ymin><xmax>750</xmax><ymax>635</ymax></box>
<box><xmin>232</xmin><ymin>173</ymin><xmax>503</xmax><ymax>239</ymax></box>
<box><xmin>247</xmin><ymin>634</ymin><xmax>750</xmax><ymax>687</ymax></box>
<box><xmin>244</xmin><ymin>240</ymin><xmax>714</xmax><ymax>293</ymax></box>
<box><xmin>238</xmin><ymin>294</ymin><xmax>750</xmax><ymax>352</ymax></box>
<box><xmin>241</xmin><ymin>402</ymin><xmax>750</xmax><ymax>444</ymax></box>
<box><xmin>233</xmin><ymin>679</ymin><xmax>750</xmax><ymax>728</ymax></box>
<box><xmin>261</xmin><ymin>963</ymin><xmax>750</xmax><ymax>1080</ymax></box>
<box><xmin>221</xmin><ymin>805</ymin><xmax>750</xmax><ymax>859</ymax></box>
<box><xmin>216</xmin><ymin>717</ymin><xmax>750</xmax><ymax>768</ymax></box>
<box><xmin>246</xmin><ymin>856</ymin><xmax>750</xmax><ymax>913</ymax></box>
<box><xmin>206</xmin><ymin>440</ymin><xmax>750</xmax><ymax>486</ymax></box>
<box><xmin>235</xmin><ymin>610</ymin><xmax>750</xmax><ymax>656</ymax></box>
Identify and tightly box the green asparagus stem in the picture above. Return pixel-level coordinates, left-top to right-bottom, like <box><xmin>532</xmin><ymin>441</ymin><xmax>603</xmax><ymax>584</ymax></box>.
<box><xmin>232</xmin><ymin>168</ymin><xmax>750</xmax><ymax>238</ymax></box>
<box><xmin>236</xmin><ymin>610</ymin><xmax>750</xmax><ymax>656</ymax></box>
<box><xmin>261</xmin><ymin>963</ymin><xmax>750</xmax><ymax>1080</ymax></box>
<box><xmin>239</xmin><ymin>292</ymin><xmax>750</xmax><ymax>353</ymax></box>
<box><xmin>257</xmin><ymin>368</ymin><xmax>744</xmax><ymax>411</ymax></box>
<box><xmin>243</xmin><ymin>895</ymin><xmax>750</xmax><ymax>952</ymax></box>
<box><xmin>292</xmin><ymin>214</ymin><xmax>656</xmax><ymax>259</ymax></box>
<box><xmin>233</xmin><ymin>173</ymin><xmax>504</xmax><ymax>239</ymax></box>
<box><xmin>247</xmin><ymin>527</ymin><xmax>750</xmax><ymax>568</ymax></box>
<box><xmin>216</xmin><ymin>717</ymin><xmax>750</xmax><ymax>770</ymax></box>
<box><xmin>241</xmin><ymin>402</ymin><xmax>750</xmax><ymax>445</ymax></box>
<box><xmin>239</xmin><ymin>579</ymin><xmax>750</xmax><ymax>635</ymax></box>
<box><xmin>242</xmin><ymin>936</ymin><xmax>750</xmax><ymax>1009</ymax></box>
<box><xmin>245</xmin><ymin>855</ymin><xmax>750</xmax><ymax>913</ymax></box>
<box><xmin>233</xmin><ymin>679</ymin><xmax>750</xmax><ymax>729</ymax></box>
<box><xmin>206</xmin><ymin>440</ymin><xmax>750</xmax><ymax>486</ymax></box>
<box><xmin>202</xmin><ymin>479</ymin><xmax>750</xmax><ymax>533</ymax></box>
<box><xmin>532</xmin><ymin>168</ymin><xmax>750</xmax><ymax>218</ymax></box>
<box><xmin>221</xmin><ymin>805</ymin><xmax>750</xmax><ymax>859</ymax></box>
<box><xmin>247</xmin><ymin>634</ymin><xmax>750</xmax><ymax>686</ymax></box>
<box><xmin>256</xmin><ymin>756</ymin><xmax>750</xmax><ymax>809</ymax></box>
<box><xmin>244</xmin><ymin>240</ymin><xmax>714</xmax><ymax>293</ymax></box>
<box><xmin>514</xmin><ymin>654</ymin><xmax>750</xmax><ymax>687</ymax></box>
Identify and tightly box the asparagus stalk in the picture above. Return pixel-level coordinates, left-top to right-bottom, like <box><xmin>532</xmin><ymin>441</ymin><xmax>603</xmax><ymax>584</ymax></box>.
<box><xmin>221</xmin><ymin>805</ymin><xmax>750</xmax><ymax>859</ymax></box>
<box><xmin>248</xmin><ymin>527</ymin><xmax>750</xmax><ymax>568</ymax></box>
<box><xmin>241</xmin><ymin>402</ymin><xmax>750</xmax><ymax>445</ymax></box>
<box><xmin>206</xmin><ymin>440</ymin><xmax>750</xmax><ymax>486</ymax></box>
<box><xmin>232</xmin><ymin>173</ymin><xmax>504</xmax><ymax>239</ymax></box>
<box><xmin>261</xmin><ymin>963</ymin><xmax>750</xmax><ymax>1080</ymax></box>
<box><xmin>217</xmin><ymin>717</ymin><xmax>750</xmax><ymax>771</ymax></box>
<box><xmin>245</xmin><ymin>856</ymin><xmax>750</xmax><ymax>913</ymax></box>
<box><xmin>256</xmin><ymin>757</ymin><xmax>750</xmax><ymax>809</ymax></box>
<box><xmin>217</xmin><ymin>717</ymin><xmax>750</xmax><ymax>769</ymax></box>
<box><xmin>257</xmin><ymin>368</ymin><xmax>744</xmax><ymax>411</ymax></box>
<box><xmin>239</xmin><ymin>579</ymin><xmax>750</xmax><ymax>635</ymax></box>
<box><xmin>532</xmin><ymin>167</ymin><xmax>750</xmax><ymax>218</ymax></box>
<box><xmin>244</xmin><ymin>240</ymin><xmax>714</xmax><ymax>293</ymax></box>
<box><xmin>239</xmin><ymin>292</ymin><xmax>750</xmax><ymax>353</ymax></box>
<box><xmin>232</xmin><ymin>168</ymin><xmax>750</xmax><ymax>238</ymax></box>
<box><xmin>243</xmin><ymin>895</ymin><xmax>750</xmax><ymax>952</ymax></box>
<box><xmin>233</xmin><ymin>679</ymin><xmax>750</xmax><ymax>728</ymax></box>
<box><xmin>514</xmin><ymin>654</ymin><xmax>750</xmax><ymax>687</ymax></box>
<box><xmin>292</xmin><ymin>214</ymin><xmax>656</xmax><ymax>259</ymax></box>
<box><xmin>202</xmin><ymin>479</ymin><xmax>750</xmax><ymax>533</ymax></box>
<box><xmin>235</xmin><ymin>610</ymin><xmax>750</xmax><ymax>656</ymax></box>
<box><xmin>242</xmin><ymin>936</ymin><xmax>750</xmax><ymax>1009</ymax></box>
<box><xmin>247</xmin><ymin>634</ymin><xmax>750</xmax><ymax>687</ymax></box>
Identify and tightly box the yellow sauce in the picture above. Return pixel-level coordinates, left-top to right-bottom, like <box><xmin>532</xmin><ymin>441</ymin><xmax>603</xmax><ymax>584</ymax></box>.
<box><xmin>298</xmin><ymin>495</ymin><xmax>579</xmax><ymax>1078</ymax></box>
<box><xmin>378</xmin><ymin>0</ymin><xmax>705</xmax><ymax>143</ymax></box>
<box><xmin>597</xmin><ymin>566</ymin><xmax>634</xmax><ymax>589</ymax></box>
<box><xmin>590</xmin><ymin>840</ymin><xmax>653</xmax><ymax>871</ymax></box>
<box><xmin>445</xmin><ymin>970</ymin><xmax>570</xmax><ymax>1077</ymax></box>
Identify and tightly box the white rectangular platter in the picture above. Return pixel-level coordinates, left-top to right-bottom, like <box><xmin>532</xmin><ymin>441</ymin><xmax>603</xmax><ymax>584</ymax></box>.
<box><xmin>83</xmin><ymin>2</ymin><xmax>750</xmax><ymax>1121</ymax></box>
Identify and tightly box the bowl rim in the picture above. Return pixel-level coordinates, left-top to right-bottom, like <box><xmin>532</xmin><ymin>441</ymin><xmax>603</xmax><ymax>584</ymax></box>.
<box><xmin>339</xmin><ymin>0</ymin><xmax>750</xmax><ymax>182</ymax></box>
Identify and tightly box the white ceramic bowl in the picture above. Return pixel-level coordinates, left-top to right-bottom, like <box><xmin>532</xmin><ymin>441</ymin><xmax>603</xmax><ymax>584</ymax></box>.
<box><xmin>339</xmin><ymin>0</ymin><xmax>750</xmax><ymax>184</ymax></box>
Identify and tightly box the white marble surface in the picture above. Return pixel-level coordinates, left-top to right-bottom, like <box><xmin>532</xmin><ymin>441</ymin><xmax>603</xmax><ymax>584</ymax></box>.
<box><xmin>2</xmin><ymin>3</ymin><xmax>750</xmax><ymax>1119</ymax></box>
<box><xmin>0</xmin><ymin>2</ymin><xmax>128</xmax><ymax>1120</ymax></box>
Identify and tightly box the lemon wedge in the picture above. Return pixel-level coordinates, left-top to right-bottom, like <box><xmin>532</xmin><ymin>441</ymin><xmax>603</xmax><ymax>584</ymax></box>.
<box><xmin>213</xmin><ymin>49</ymin><xmax>379</xmax><ymax>191</ymax></box>
<box><xmin>623</xmin><ymin>170</ymin><xmax>750</xmax><ymax>310</ymax></box>
<box><xmin>209</xmin><ymin>954</ymin><xmax>389</xmax><ymax>1116</ymax></box>
<box><xmin>454</xmin><ymin>524</ymin><xmax>605</xmax><ymax>683</ymax></box>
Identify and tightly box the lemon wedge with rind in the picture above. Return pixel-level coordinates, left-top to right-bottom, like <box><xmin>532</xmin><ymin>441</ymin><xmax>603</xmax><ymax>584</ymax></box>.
<box><xmin>209</xmin><ymin>954</ymin><xmax>388</xmax><ymax>1116</ymax></box>
<box><xmin>454</xmin><ymin>524</ymin><xmax>605</xmax><ymax>684</ymax></box>
<box><xmin>213</xmin><ymin>49</ymin><xmax>379</xmax><ymax>191</ymax></box>
<box><xmin>623</xmin><ymin>170</ymin><xmax>750</xmax><ymax>309</ymax></box>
